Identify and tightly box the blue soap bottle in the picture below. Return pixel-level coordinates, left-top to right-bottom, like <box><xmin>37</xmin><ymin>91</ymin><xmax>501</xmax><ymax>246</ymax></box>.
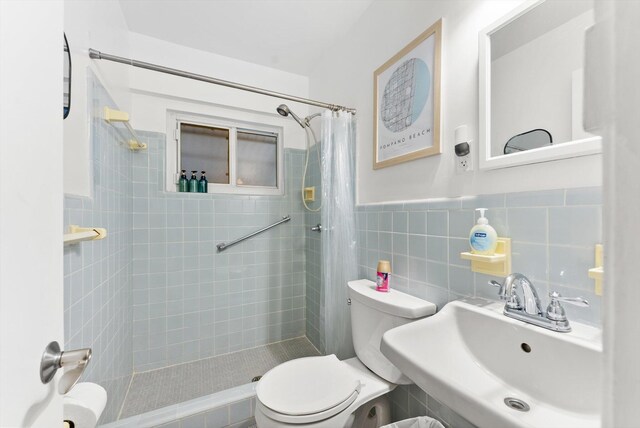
<box><xmin>469</xmin><ymin>208</ymin><xmax>498</xmax><ymax>255</ymax></box>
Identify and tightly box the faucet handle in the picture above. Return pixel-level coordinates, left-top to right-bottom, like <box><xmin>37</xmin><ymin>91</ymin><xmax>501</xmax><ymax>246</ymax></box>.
<box><xmin>488</xmin><ymin>280</ymin><xmax>506</xmax><ymax>299</ymax></box>
<box><xmin>488</xmin><ymin>279</ymin><xmax>521</xmax><ymax>308</ymax></box>
<box><xmin>548</xmin><ymin>291</ymin><xmax>590</xmax><ymax>307</ymax></box>
<box><xmin>546</xmin><ymin>291</ymin><xmax>589</xmax><ymax>323</ymax></box>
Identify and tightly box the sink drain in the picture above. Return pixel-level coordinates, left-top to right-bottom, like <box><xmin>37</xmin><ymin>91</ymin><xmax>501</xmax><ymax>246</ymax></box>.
<box><xmin>504</xmin><ymin>397</ymin><xmax>530</xmax><ymax>412</ymax></box>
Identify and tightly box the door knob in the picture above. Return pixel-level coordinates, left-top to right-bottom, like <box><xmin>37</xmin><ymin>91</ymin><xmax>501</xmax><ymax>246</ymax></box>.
<box><xmin>40</xmin><ymin>341</ymin><xmax>92</xmax><ymax>394</ymax></box>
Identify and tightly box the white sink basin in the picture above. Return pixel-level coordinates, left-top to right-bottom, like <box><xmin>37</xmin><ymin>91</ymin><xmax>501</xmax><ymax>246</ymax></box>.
<box><xmin>381</xmin><ymin>299</ymin><xmax>602</xmax><ymax>428</ymax></box>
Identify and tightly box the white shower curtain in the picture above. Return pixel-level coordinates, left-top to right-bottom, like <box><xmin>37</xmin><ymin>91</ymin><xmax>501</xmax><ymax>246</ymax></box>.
<box><xmin>320</xmin><ymin>110</ymin><xmax>357</xmax><ymax>359</ymax></box>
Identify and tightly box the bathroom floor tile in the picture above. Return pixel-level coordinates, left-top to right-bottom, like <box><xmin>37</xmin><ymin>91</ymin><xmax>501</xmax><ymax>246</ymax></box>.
<box><xmin>119</xmin><ymin>336</ymin><xmax>320</xmax><ymax>419</ymax></box>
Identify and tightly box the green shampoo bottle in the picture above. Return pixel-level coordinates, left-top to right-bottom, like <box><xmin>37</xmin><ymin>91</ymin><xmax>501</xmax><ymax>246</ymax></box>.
<box><xmin>178</xmin><ymin>170</ymin><xmax>188</xmax><ymax>192</ymax></box>
<box><xmin>189</xmin><ymin>170</ymin><xmax>198</xmax><ymax>192</ymax></box>
<box><xmin>198</xmin><ymin>171</ymin><xmax>208</xmax><ymax>193</ymax></box>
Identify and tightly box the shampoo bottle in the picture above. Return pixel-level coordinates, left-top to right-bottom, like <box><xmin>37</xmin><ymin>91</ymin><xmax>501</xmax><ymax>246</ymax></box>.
<box><xmin>469</xmin><ymin>208</ymin><xmax>498</xmax><ymax>255</ymax></box>
<box><xmin>198</xmin><ymin>171</ymin><xmax>208</xmax><ymax>193</ymax></box>
<box><xmin>178</xmin><ymin>170</ymin><xmax>188</xmax><ymax>192</ymax></box>
<box><xmin>188</xmin><ymin>170</ymin><xmax>198</xmax><ymax>192</ymax></box>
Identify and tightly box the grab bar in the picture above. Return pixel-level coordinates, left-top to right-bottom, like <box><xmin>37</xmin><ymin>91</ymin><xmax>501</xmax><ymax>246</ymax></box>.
<box><xmin>216</xmin><ymin>215</ymin><xmax>291</xmax><ymax>252</ymax></box>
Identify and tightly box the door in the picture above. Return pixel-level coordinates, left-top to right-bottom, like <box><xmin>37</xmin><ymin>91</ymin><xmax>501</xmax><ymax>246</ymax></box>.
<box><xmin>0</xmin><ymin>1</ymin><xmax>65</xmax><ymax>426</ymax></box>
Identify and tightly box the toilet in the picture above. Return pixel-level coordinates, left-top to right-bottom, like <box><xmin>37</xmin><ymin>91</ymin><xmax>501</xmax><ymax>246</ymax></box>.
<box><xmin>254</xmin><ymin>279</ymin><xmax>437</xmax><ymax>428</ymax></box>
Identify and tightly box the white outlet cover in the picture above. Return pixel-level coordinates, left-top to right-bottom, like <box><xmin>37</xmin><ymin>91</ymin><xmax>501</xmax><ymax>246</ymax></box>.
<box><xmin>456</xmin><ymin>154</ymin><xmax>473</xmax><ymax>173</ymax></box>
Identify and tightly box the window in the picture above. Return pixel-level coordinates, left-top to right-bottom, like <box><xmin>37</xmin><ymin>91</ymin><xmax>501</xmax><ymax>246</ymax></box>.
<box><xmin>167</xmin><ymin>112</ymin><xmax>283</xmax><ymax>195</ymax></box>
<box><xmin>180</xmin><ymin>124</ymin><xmax>230</xmax><ymax>184</ymax></box>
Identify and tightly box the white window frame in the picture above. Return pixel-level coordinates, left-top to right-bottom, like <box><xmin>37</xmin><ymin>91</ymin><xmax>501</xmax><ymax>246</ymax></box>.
<box><xmin>166</xmin><ymin>111</ymin><xmax>284</xmax><ymax>195</ymax></box>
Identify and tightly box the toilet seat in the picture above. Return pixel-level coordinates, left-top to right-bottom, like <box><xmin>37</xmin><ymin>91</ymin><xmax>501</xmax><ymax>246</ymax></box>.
<box><xmin>256</xmin><ymin>355</ymin><xmax>361</xmax><ymax>424</ymax></box>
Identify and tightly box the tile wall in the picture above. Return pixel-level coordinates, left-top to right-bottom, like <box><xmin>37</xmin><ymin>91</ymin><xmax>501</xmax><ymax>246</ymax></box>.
<box><xmin>303</xmin><ymin>142</ymin><xmax>323</xmax><ymax>351</ymax></box>
<box><xmin>63</xmin><ymin>71</ymin><xmax>134</xmax><ymax>423</ymax></box>
<box><xmin>356</xmin><ymin>187</ymin><xmax>602</xmax><ymax>325</ymax></box>
<box><xmin>130</xmin><ymin>132</ymin><xmax>307</xmax><ymax>372</ymax></box>
<box><xmin>356</xmin><ymin>187</ymin><xmax>602</xmax><ymax>427</ymax></box>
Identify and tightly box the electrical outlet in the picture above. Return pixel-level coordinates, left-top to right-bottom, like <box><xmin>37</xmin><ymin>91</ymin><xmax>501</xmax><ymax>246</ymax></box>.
<box><xmin>456</xmin><ymin>153</ymin><xmax>473</xmax><ymax>173</ymax></box>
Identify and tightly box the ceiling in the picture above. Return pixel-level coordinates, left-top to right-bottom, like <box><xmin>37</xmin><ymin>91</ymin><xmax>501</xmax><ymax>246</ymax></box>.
<box><xmin>118</xmin><ymin>0</ymin><xmax>374</xmax><ymax>75</ymax></box>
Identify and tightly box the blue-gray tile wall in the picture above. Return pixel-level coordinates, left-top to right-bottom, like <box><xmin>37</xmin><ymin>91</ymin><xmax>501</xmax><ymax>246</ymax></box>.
<box><xmin>303</xmin><ymin>143</ymin><xmax>323</xmax><ymax>351</ymax></box>
<box><xmin>130</xmin><ymin>132</ymin><xmax>307</xmax><ymax>372</ymax></box>
<box><xmin>389</xmin><ymin>385</ymin><xmax>475</xmax><ymax>428</ymax></box>
<box><xmin>64</xmin><ymin>71</ymin><xmax>134</xmax><ymax>424</ymax></box>
<box><xmin>357</xmin><ymin>187</ymin><xmax>602</xmax><ymax>326</ymax></box>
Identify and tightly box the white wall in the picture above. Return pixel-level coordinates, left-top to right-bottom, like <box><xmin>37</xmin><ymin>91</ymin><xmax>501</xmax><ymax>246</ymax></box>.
<box><xmin>308</xmin><ymin>0</ymin><xmax>602</xmax><ymax>204</ymax></box>
<box><xmin>0</xmin><ymin>1</ymin><xmax>64</xmax><ymax>426</ymax></box>
<box><xmin>128</xmin><ymin>32</ymin><xmax>311</xmax><ymax>150</ymax></box>
<box><xmin>63</xmin><ymin>0</ymin><xmax>131</xmax><ymax>197</ymax></box>
<box><xmin>600</xmin><ymin>1</ymin><xmax>640</xmax><ymax>425</ymax></box>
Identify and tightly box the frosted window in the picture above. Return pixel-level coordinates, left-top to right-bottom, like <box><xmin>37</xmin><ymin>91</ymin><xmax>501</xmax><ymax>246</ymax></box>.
<box><xmin>180</xmin><ymin>123</ymin><xmax>229</xmax><ymax>184</ymax></box>
<box><xmin>236</xmin><ymin>130</ymin><xmax>277</xmax><ymax>187</ymax></box>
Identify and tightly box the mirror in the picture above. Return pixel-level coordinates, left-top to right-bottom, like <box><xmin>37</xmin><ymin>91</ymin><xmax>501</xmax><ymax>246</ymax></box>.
<box><xmin>479</xmin><ymin>0</ymin><xmax>601</xmax><ymax>169</ymax></box>
<box><xmin>63</xmin><ymin>33</ymin><xmax>71</xmax><ymax>119</ymax></box>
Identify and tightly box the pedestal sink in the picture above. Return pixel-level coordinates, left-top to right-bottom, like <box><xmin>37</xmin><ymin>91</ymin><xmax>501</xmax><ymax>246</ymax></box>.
<box><xmin>380</xmin><ymin>299</ymin><xmax>602</xmax><ymax>428</ymax></box>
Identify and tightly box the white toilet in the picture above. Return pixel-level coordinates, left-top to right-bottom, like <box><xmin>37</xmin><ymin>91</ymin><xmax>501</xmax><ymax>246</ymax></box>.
<box><xmin>254</xmin><ymin>279</ymin><xmax>436</xmax><ymax>428</ymax></box>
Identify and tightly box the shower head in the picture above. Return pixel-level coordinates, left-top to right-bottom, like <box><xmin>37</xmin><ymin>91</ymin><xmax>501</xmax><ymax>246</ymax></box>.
<box><xmin>276</xmin><ymin>104</ymin><xmax>306</xmax><ymax>128</ymax></box>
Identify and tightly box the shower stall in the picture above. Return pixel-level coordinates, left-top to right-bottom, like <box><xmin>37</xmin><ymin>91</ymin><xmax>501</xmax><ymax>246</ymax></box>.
<box><xmin>64</xmin><ymin>54</ymin><xmax>357</xmax><ymax>427</ymax></box>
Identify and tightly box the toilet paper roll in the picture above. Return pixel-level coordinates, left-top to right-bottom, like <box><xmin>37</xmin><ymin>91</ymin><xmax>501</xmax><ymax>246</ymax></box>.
<box><xmin>63</xmin><ymin>382</ymin><xmax>107</xmax><ymax>428</ymax></box>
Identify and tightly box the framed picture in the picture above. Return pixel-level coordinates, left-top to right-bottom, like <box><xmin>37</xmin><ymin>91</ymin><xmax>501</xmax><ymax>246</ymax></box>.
<box><xmin>373</xmin><ymin>19</ymin><xmax>442</xmax><ymax>169</ymax></box>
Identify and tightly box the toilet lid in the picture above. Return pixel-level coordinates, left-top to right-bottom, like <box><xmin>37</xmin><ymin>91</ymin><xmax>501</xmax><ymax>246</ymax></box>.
<box><xmin>256</xmin><ymin>355</ymin><xmax>361</xmax><ymax>417</ymax></box>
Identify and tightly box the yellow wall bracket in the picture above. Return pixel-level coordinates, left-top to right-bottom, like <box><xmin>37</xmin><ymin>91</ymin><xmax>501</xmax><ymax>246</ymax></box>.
<box><xmin>460</xmin><ymin>237</ymin><xmax>512</xmax><ymax>276</ymax></box>
<box><xmin>64</xmin><ymin>225</ymin><xmax>108</xmax><ymax>245</ymax></box>
<box><xmin>588</xmin><ymin>244</ymin><xmax>603</xmax><ymax>296</ymax></box>
<box><xmin>103</xmin><ymin>106</ymin><xmax>147</xmax><ymax>151</ymax></box>
<box><xmin>103</xmin><ymin>106</ymin><xmax>129</xmax><ymax>123</ymax></box>
<box><xmin>127</xmin><ymin>140</ymin><xmax>147</xmax><ymax>151</ymax></box>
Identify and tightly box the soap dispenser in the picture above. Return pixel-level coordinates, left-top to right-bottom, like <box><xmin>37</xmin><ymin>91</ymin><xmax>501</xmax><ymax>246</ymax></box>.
<box><xmin>198</xmin><ymin>171</ymin><xmax>208</xmax><ymax>193</ymax></box>
<box><xmin>469</xmin><ymin>208</ymin><xmax>498</xmax><ymax>255</ymax></box>
<box><xmin>178</xmin><ymin>170</ymin><xmax>188</xmax><ymax>192</ymax></box>
<box><xmin>188</xmin><ymin>171</ymin><xmax>198</xmax><ymax>192</ymax></box>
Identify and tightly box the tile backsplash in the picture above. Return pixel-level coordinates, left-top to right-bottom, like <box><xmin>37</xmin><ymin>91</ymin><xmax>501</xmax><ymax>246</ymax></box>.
<box><xmin>356</xmin><ymin>187</ymin><xmax>603</xmax><ymax>326</ymax></box>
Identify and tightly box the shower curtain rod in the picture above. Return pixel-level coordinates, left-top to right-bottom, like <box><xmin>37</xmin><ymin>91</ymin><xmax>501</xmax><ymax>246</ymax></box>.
<box><xmin>88</xmin><ymin>49</ymin><xmax>356</xmax><ymax>114</ymax></box>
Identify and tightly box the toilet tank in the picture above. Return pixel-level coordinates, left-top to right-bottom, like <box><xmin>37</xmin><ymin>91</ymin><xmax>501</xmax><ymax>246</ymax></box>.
<box><xmin>348</xmin><ymin>279</ymin><xmax>436</xmax><ymax>384</ymax></box>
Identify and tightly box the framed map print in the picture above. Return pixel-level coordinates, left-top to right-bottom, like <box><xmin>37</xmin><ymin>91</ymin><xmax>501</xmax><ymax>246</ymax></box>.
<box><xmin>373</xmin><ymin>19</ymin><xmax>442</xmax><ymax>169</ymax></box>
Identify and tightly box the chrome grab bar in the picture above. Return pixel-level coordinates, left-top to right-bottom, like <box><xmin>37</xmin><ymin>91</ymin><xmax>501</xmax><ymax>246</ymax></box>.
<box><xmin>216</xmin><ymin>215</ymin><xmax>291</xmax><ymax>252</ymax></box>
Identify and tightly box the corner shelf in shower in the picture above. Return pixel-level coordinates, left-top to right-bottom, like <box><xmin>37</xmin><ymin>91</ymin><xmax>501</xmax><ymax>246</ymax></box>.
<box><xmin>103</xmin><ymin>106</ymin><xmax>147</xmax><ymax>151</ymax></box>
<box><xmin>64</xmin><ymin>225</ymin><xmax>107</xmax><ymax>245</ymax></box>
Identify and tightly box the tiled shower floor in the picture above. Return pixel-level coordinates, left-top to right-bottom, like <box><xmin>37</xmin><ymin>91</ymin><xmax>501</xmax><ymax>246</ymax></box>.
<box><xmin>119</xmin><ymin>337</ymin><xmax>321</xmax><ymax>418</ymax></box>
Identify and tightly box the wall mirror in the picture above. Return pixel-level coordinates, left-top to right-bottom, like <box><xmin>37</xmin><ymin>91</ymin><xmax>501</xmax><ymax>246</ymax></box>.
<box><xmin>478</xmin><ymin>0</ymin><xmax>601</xmax><ymax>170</ymax></box>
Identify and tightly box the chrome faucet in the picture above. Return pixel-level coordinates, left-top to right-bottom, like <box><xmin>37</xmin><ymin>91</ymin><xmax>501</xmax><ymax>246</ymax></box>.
<box><xmin>489</xmin><ymin>273</ymin><xmax>589</xmax><ymax>333</ymax></box>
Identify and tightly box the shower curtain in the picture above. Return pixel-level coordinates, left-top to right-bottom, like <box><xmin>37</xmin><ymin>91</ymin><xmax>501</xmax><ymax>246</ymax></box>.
<box><xmin>320</xmin><ymin>110</ymin><xmax>357</xmax><ymax>360</ymax></box>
